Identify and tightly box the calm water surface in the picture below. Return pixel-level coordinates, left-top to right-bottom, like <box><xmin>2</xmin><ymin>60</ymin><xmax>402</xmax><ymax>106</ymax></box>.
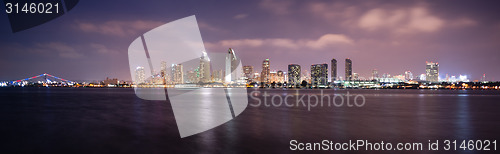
<box><xmin>1</xmin><ymin>88</ymin><xmax>499</xmax><ymax>154</ymax></box>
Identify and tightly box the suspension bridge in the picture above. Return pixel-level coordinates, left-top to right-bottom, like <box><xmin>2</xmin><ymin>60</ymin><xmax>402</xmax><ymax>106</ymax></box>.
<box><xmin>1</xmin><ymin>73</ymin><xmax>75</xmax><ymax>87</ymax></box>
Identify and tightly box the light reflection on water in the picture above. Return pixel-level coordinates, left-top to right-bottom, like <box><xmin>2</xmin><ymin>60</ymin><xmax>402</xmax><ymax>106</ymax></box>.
<box><xmin>0</xmin><ymin>88</ymin><xmax>499</xmax><ymax>153</ymax></box>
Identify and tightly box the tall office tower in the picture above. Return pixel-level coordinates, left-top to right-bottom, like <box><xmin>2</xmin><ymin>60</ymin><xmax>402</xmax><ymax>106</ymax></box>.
<box><xmin>345</xmin><ymin>58</ymin><xmax>352</xmax><ymax>81</ymax></box>
<box><xmin>212</xmin><ymin>70</ymin><xmax>224</xmax><ymax>83</ymax></box>
<box><xmin>371</xmin><ymin>69</ymin><xmax>379</xmax><ymax>80</ymax></box>
<box><xmin>225</xmin><ymin>48</ymin><xmax>239</xmax><ymax>83</ymax></box>
<box><xmin>243</xmin><ymin>66</ymin><xmax>254</xmax><ymax>82</ymax></box>
<box><xmin>199</xmin><ymin>51</ymin><xmax>211</xmax><ymax>83</ymax></box>
<box><xmin>331</xmin><ymin>58</ymin><xmax>337</xmax><ymax>81</ymax></box>
<box><xmin>172</xmin><ymin>64</ymin><xmax>184</xmax><ymax>84</ymax></box>
<box><xmin>405</xmin><ymin>71</ymin><xmax>413</xmax><ymax>81</ymax></box>
<box><xmin>261</xmin><ymin>59</ymin><xmax>270</xmax><ymax>83</ymax></box>
<box><xmin>277</xmin><ymin>70</ymin><xmax>284</xmax><ymax>83</ymax></box>
<box><xmin>482</xmin><ymin>74</ymin><xmax>486</xmax><ymax>82</ymax></box>
<box><xmin>135</xmin><ymin>66</ymin><xmax>146</xmax><ymax>84</ymax></box>
<box><xmin>311</xmin><ymin>64</ymin><xmax>328</xmax><ymax>87</ymax></box>
<box><xmin>425</xmin><ymin>62</ymin><xmax>439</xmax><ymax>82</ymax></box>
<box><xmin>288</xmin><ymin>64</ymin><xmax>301</xmax><ymax>86</ymax></box>
<box><xmin>160</xmin><ymin>61</ymin><xmax>168</xmax><ymax>84</ymax></box>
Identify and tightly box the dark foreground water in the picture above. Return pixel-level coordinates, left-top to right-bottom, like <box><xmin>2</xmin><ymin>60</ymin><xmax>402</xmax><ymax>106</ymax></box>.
<box><xmin>1</xmin><ymin>88</ymin><xmax>499</xmax><ymax>154</ymax></box>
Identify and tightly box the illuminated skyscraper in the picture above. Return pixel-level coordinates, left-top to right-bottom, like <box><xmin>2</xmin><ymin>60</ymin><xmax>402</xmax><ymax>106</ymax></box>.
<box><xmin>135</xmin><ymin>66</ymin><xmax>146</xmax><ymax>84</ymax></box>
<box><xmin>172</xmin><ymin>64</ymin><xmax>183</xmax><ymax>84</ymax></box>
<box><xmin>426</xmin><ymin>62</ymin><xmax>439</xmax><ymax>82</ymax></box>
<box><xmin>243</xmin><ymin>66</ymin><xmax>254</xmax><ymax>82</ymax></box>
<box><xmin>160</xmin><ymin>61</ymin><xmax>168</xmax><ymax>84</ymax></box>
<box><xmin>199</xmin><ymin>51</ymin><xmax>211</xmax><ymax>83</ymax></box>
<box><xmin>345</xmin><ymin>58</ymin><xmax>352</xmax><ymax>81</ymax></box>
<box><xmin>331</xmin><ymin>58</ymin><xmax>337</xmax><ymax>81</ymax></box>
<box><xmin>288</xmin><ymin>64</ymin><xmax>301</xmax><ymax>86</ymax></box>
<box><xmin>225</xmin><ymin>48</ymin><xmax>239</xmax><ymax>83</ymax></box>
<box><xmin>311</xmin><ymin>64</ymin><xmax>328</xmax><ymax>87</ymax></box>
<box><xmin>277</xmin><ymin>70</ymin><xmax>284</xmax><ymax>83</ymax></box>
<box><xmin>261</xmin><ymin>59</ymin><xmax>270</xmax><ymax>83</ymax></box>
<box><xmin>269</xmin><ymin>71</ymin><xmax>278</xmax><ymax>83</ymax></box>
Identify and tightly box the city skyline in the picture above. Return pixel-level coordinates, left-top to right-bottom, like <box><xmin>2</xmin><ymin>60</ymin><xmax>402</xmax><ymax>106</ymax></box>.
<box><xmin>1</xmin><ymin>0</ymin><xmax>500</xmax><ymax>81</ymax></box>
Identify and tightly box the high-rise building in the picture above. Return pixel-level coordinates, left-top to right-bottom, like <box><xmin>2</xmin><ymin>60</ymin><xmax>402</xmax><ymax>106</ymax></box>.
<box><xmin>331</xmin><ymin>58</ymin><xmax>337</xmax><ymax>81</ymax></box>
<box><xmin>243</xmin><ymin>66</ymin><xmax>254</xmax><ymax>82</ymax></box>
<box><xmin>135</xmin><ymin>66</ymin><xmax>146</xmax><ymax>84</ymax></box>
<box><xmin>269</xmin><ymin>71</ymin><xmax>278</xmax><ymax>83</ymax></box>
<box><xmin>311</xmin><ymin>64</ymin><xmax>328</xmax><ymax>87</ymax></box>
<box><xmin>405</xmin><ymin>71</ymin><xmax>413</xmax><ymax>81</ymax></box>
<box><xmin>277</xmin><ymin>70</ymin><xmax>284</xmax><ymax>83</ymax></box>
<box><xmin>185</xmin><ymin>69</ymin><xmax>199</xmax><ymax>83</ymax></box>
<box><xmin>160</xmin><ymin>61</ymin><xmax>168</xmax><ymax>84</ymax></box>
<box><xmin>199</xmin><ymin>51</ymin><xmax>211</xmax><ymax>83</ymax></box>
<box><xmin>261</xmin><ymin>59</ymin><xmax>270</xmax><ymax>83</ymax></box>
<box><xmin>225</xmin><ymin>48</ymin><xmax>239</xmax><ymax>83</ymax></box>
<box><xmin>371</xmin><ymin>69</ymin><xmax>379</xmax><ymax>80</ymax></box>
<box><xmin>172</xmin><ymin>64</ymin><xmax>183</xmax><ymax>84</ymax></box>
<box><xmin>212</xmin><ymin>70</ymin><xmax>224</xmax><ymax>83</ymax></box>
<box><xmin>288</xmin><ymin>64</ymin><xmax>301</xmax><ymax>86</ymax></box>
<box><xmin>253</xmin><ymin>72</ymin><xmax>261</xmax><ymax>83</ymax></box>
<box><xmin>426</xmin><ymin>62</ymin><xmax>439</xmax><ymax>82</ymax></box>
<box><xmin>345</xmin><ymin>58</ymin><xmax>352</xmax><ymax>81</ymax></box>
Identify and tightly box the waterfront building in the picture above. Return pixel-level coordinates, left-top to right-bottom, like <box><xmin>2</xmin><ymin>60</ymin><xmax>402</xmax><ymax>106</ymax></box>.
<box><xmin>311</xmin><ymin>64</ymin><xmax>328</xmax><ymax>87</ymax></box>
<box><xmin>331</xmin><ymin>58</ymin><xmax>337</xmax><ymax>81</ymax></box>
<box><xmin>288</xmin><ymin>64</ymin><xmax>301</xmax><ymax>86</ymax></box>
<box><xmin>345</xmin><ymin>58</ymin><xmax>352</xmax><ymax>81</ymax></box>
<box><xmin>426</xmin><ymin>62</ymin><xmax>439</xmax><ymax>82</ymax></box>
<box><xmin>212</xmin><ymin>70</ymin><xmax>224</xmax><ymax>83</ymax></box>
<box><xmin>405</xmin><ymin>71</ymin><xmax>413</xmax><ymax>81</ymax></box>
<box><xmin>243</xmin><ymin>66</ymin><xmax>254</xmax><ymax>83</ymax></box>
<box><xmin>135</xmin><ymin>66</ymin><xmax>146</xmax><ymax>84</ymax></box>
<box><xmin>261</xmin><ymin>59</ymin><xmax>270</xmax><ymax>83</ymax></box>
<box><xmin>172</xmin><ymin>64</ymin><xmax>184</xmax><ymax>84</ymax></box>
<box><xmin>199</xmin><ymin>51</ymin><xmax>211</xmax><ymax>83</ymax></box>
<box><xmin>277</xmin><ymin>70</ymin><xmax>284</xmax><ymax>83</ymax></box>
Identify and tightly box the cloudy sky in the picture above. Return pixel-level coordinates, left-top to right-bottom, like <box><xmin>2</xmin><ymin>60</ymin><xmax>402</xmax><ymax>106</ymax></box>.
<box><xmin>1</xmin><ymin>0</ymin><xmax>499</xmax><ymax>81</ymax></box>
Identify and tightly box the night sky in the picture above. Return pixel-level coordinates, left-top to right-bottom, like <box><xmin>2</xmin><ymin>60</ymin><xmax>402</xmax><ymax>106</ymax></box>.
<box><xmin>1</xmin><ymin>0</ymin><xmax>499</xmax><ymax>81</ymax></box>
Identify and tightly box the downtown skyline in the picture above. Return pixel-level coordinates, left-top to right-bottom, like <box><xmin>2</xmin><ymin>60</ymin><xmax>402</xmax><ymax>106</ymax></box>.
<box><xmin>1</xmin><ymin>0</ymin><xmax>500</xmax><ymax>81</ymax></box>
